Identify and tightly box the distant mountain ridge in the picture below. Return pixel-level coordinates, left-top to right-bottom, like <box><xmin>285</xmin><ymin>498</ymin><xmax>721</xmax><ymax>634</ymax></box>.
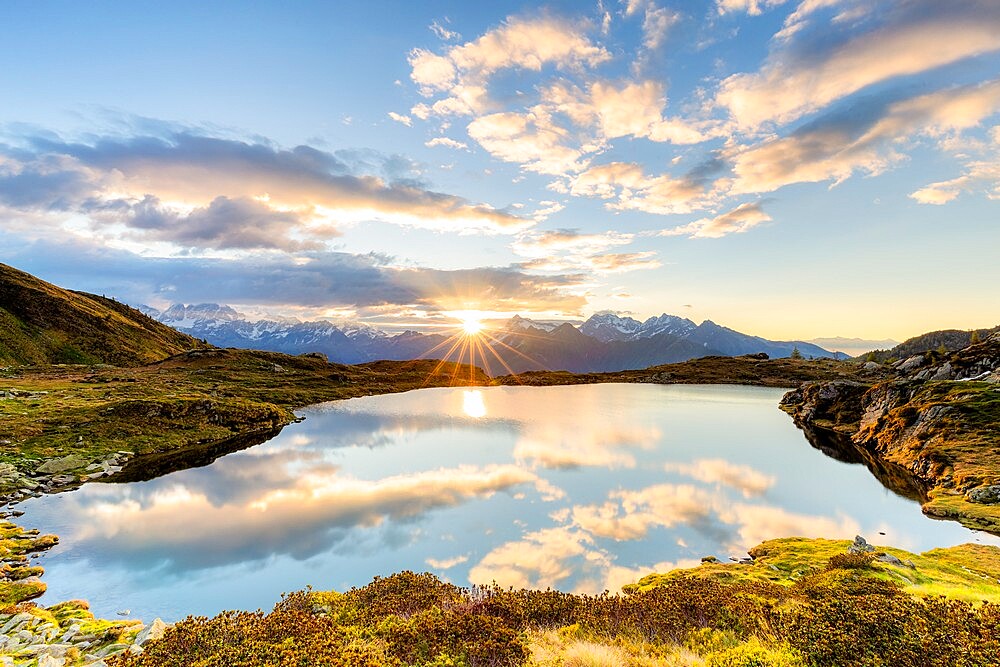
<box><xmin>0</xmin><ymin>263</ymin><xmax>199</xmax><ymax>366</ymax></box>
<box><xmin>141</xmin><ymin>303</ymin><xmax>836</xmax><ymax>374</ymax></box>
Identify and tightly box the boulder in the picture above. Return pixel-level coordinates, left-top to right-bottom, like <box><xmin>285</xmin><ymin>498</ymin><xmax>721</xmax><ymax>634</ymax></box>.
<box><xmin>135</xmin><ymin>617</ymin><xmax>167</xmax><ymax>646</ymax></box>
<box><xmin>848</xmin><ymin>535</ymin><xmax>875</xmax><ymax>554</ymax></box>
<box><xmin>967</xmin><ymin>485</ymin><xmax>1000</xmax><ymax>505</ymax></box>
<box><xmin>36</xmin><ymin>454</ymin><xmax>90</xmax><ymax>475</ymax></box>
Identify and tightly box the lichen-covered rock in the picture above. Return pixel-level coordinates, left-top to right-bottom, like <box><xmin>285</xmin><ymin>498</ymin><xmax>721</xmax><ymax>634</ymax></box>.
<box><xmin>968</xmin><ymin>485</ymin><xmax>1000</xmax><ymax>505</ymax></box>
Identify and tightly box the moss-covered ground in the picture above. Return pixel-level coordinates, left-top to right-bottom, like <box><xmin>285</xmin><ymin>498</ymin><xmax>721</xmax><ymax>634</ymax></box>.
<box><xmin>0</xmin><ymin>348</ymin><xmax>489</xmax><ymax>483</ymax></box>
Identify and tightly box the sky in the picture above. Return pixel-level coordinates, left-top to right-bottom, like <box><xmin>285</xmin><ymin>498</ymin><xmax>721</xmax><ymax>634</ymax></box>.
<box><xmin>0</xmin><ymin>0</ymin><xmax>998</xmax><ymax>340</ymax></box>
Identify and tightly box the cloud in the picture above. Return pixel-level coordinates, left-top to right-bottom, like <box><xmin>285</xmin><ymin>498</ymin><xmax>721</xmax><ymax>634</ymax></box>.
<box><xmin>467</xmin><ymin>527</ymin><xmax>598</xmax><ymax>589</ymax></box>
<box><xmin>387</xmin><ymin>112</ymin><xmax>413</xmax><ymax>127</ymax></box>
<box><xmin>467</xmin><ymin>110</ymin><xmax>589</xmax><ymax>175</ymax></box>
<box><xmin>726</xmin><ymin>79</ymin><xmax>1000</xmax><ymax>194</ymax></box>
<box><xmin>1</xmin><ymin>235</ymin><xmax>589</xmax><ymax>315</ymax></box>
<box><xmin>571</xmin><ymin>484</ymin><xmax>716</xmax><ymax>540</ymax></box>
<box><xmin>717</xmin><ymin>0</ymin><xmax>1000</xmax><ymax>128</ymax></box>
<box><xmin>0</xmin><ymin>128</ymin><xmax>532</xmax><ymax>250</ymax></box>
<box><xmin>425</xmin><ymin>137</ymin><xmax>468</xmax><ymax>150</ymax></box>
<box><xmin>62</xmin><ymin>464</ymin><xmax>538</xmax><ymax>571</ymax></box>
<box><xmin>569</xmin><ymin>162</ymin><xmax>711</xmax><ymax>215</ymax></box>
<box><xmin>429</xmin><ymin>20</ymin><xmax>460</xmax><ymax>42</ymax></box>
<box><xmin>911</xmin><ymin>129</ymin><xmax>1000</xmax><ymax>204</ymax></box>
<box><xmin>586</xmin><ymin>252</ymin><xmax>661</xmax><ymax>273</ymax></box>
<box><xmin>512</xmin><ymin>229</ymin><xmax>633</xmax><ymax>257</ymax></box>
<box><xmin>664</xmin><ymin>459</ymin><xmax>776</xmax><ymax>497</ymax></box>
<box><xmin>720</xmin><ymin>504</ymin><xmax>859</xmax><ymax>547</ymax></box>
<box><xmin>910</xmin><ymin>160</ymin><xmax>1000</xmax><ymax>204</ymax></box>
<box><xmin>586</xmin><ymin>80</ymin><xmax>710</xmax><ymax>144</ymax></box>
<box><xmin>513</xmin><ymin>421</ymin><xmax>660</xmax><ymax>469</ymax></box>
<box><xmin>426</xmin><ymin>553</ymin><xmax>469</xmax><ymax>569</ymax></box>
<box><xmin>658</xmin><ymin>202</ymin><xmax>772</xmax><ymax>238</ymax></box>
<box><xmin>410</xmin><ymin>14</ymin><xmax>610</xmax><ymax>111</ymax></box>
<box><xmin>715</xmin><ymin>0</ymin><xmax>790</xmax><ymax>16</ymax></box>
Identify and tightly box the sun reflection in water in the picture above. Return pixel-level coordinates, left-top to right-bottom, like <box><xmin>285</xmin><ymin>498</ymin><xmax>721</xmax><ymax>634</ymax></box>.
<box><xmin>462</xmin><ymin>390</ymin><xmax>487</xmax><ymax>418</ymax></box>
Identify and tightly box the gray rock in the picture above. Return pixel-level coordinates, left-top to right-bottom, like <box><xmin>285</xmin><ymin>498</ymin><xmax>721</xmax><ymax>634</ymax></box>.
<box><xmin>36</xmin><ymin>454</ymin><xmax>90</xmax><ymax>475</ymax></box>
<box><xmin>135</xmin><ymin>617</ymin><xmax>167</xmax><ymax>646</ymax></box>
<box><xmin>0</xmin><ymin>612</ymin><xmax>33</xmax><ymax>634</ymax></box>
<box><xmin>931</xmin><ymin>362</ymin><xmax>954</xmax><ymax>381</ymax></box>
<box><xmin>848</xmin><ymin>535</ymin><xmax>876</xmax><ymax>554</ymax></box>
<box><xmin>877</xmin><ymin>553</ymin><xmax>904</xmax><ymax>567</ymax></box>
<box><xmin>967</xmin><ymin>485</ymin><xmax>1000</xmax><ymax>505</ymax></box>
<box><xmin>898</xmin><ymin>355</ymin><xmax>926</xmax><ymax>373</ymax></box>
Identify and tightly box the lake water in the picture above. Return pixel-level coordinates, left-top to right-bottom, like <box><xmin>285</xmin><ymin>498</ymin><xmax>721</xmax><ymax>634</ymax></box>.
<box><xmin>20</xmin><ymin>384</ymin><xmax>1000</xmax><ymax>621</ymax></box>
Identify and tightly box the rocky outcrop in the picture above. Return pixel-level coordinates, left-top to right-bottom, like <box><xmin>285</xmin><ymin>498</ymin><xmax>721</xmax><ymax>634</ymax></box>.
<box><xmin>782</xmin><ymin>332</ymin><xmax>1000</xmax><ymax>534</ymax></box>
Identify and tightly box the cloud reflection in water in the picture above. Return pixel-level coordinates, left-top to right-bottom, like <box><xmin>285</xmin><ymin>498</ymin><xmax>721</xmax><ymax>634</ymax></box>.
<box><xmin>23</xmin><ymin>384</ymin><xmax>997</xmax><ymax>620</ymax></box>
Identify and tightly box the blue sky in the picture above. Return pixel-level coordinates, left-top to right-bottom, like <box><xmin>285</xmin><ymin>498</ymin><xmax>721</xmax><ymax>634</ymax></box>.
<box><xmin>1</xmin><ymin>0</ymin><xmax>998</xmax><ymax>339</ymax></box>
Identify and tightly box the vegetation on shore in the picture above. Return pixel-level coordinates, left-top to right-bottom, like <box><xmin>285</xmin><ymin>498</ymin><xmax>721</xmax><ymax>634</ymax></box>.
<box><xmin>101</xmin><ymin>538</ymin><xmax>1000</xmax><ymax>667</ymax></box>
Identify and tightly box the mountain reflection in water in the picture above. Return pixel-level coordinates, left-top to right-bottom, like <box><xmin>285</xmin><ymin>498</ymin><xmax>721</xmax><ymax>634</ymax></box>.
<box><xmin>21</xmin><ymin>384</ymin><xmax>1000</xmax><ymax>622</ymax></box>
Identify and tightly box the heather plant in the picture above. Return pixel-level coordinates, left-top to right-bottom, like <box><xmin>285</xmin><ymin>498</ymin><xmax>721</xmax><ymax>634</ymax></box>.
<box><xmin>109</xmin><ymin>560</ymin><xmax>1000</xmax><ymax>667</ymax></box>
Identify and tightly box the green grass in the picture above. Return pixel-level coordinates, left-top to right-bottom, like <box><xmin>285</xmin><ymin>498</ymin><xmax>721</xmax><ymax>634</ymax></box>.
<box><xmin>629</xmin><ymin>537</ymin><xmax>1000</xmax><ymax>603</ymax></box>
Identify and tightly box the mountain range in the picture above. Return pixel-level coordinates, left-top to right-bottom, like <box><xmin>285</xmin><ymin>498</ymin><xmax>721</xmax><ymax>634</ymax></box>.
<box><xmin>141</xmin><ymin>304</ymin><xmax>839</xmax><ymax>374</ymax></box>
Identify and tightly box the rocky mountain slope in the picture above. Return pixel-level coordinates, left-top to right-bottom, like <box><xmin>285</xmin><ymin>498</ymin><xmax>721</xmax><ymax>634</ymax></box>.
<box><xmin>142</xmin><ymin>304</ymin><xmax>835</xmax><ymax>373</ymax></box>
<box><xmin>0</xmin><ymin>263</ymin><xmax>200</xmax><ymax>366</ymax></box>
<box><xmin>781</xmin><ymin>331</ymin><xmax>1000</xmax><ymax>533</ymax></box>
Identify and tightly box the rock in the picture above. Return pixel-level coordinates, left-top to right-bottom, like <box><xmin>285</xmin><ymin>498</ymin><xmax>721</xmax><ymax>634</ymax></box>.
<box><xmin>36</xmin><ymin>454</ymin><xmax>90</xmax><ymax>475</ymax></box>
<box><xmin>877</xmin><ymin>552</ymin><xmax>904</xmax><ymax>567</ymax></box>
<box><xmin>0</xmin><ymin>612</ymin><xmax>33</xmax><ymax>634</ymax></box>
<box><xmin>38</xmin><ymin>655</ymin><xmax>66</xmax><ymax>667</ymax></box>
<box><xmin>700</xmin><ymin>555</ymin><xmax>718</xmax><ymax>563</ymax></box>
<box><xmin>897</xmin><ymin>355</ymin><xmax>926</xmax><ymax>372</ymax></box>
<box><xmin>96</xmin><ymin>643</ymin><xmax>130</xmax><ymax>657</ymax></box>
<box><xmin>967</xmin><ymin>485</ymin><xmax>1000</xmax><ymax>505</ymax></box>
<box><xmin>135</xmin><ymin>617</ymin><xmax>167</xmax><ymax>646</ymax></box>
<box><xmin>848</xmin><ymin>535</ymin><xmax>875</xmax><ymax>554</ymax></box>
<box><xmin>862</xmin><ymin>361</ymin><xmax>881</xmax><ymax>371</ymax></box>
<box><xmin>930</xmin><ymin>362</ymin><xmax>954</xmax><ymax>381</ymax></box>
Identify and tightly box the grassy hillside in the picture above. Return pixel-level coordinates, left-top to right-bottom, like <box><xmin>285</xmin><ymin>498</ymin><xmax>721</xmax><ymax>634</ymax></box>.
<box><xmin>865</xmin><ymin>325</ymin><xmax>1000</xmax><ymax>362</ymax></box>
<box><xmin>0</xmin><ymin>263</ymin><xmax>200</xmax><ymax>367</ymax></box>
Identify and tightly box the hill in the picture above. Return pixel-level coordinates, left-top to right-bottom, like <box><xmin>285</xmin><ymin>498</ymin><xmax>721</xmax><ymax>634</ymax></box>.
<box><xmin>0</xmin><ymin>263</ymin><xmax>200</xmax><ymax>367</ymax></box>
<box><xmin>865</xmin><ymin>325</ymin><xmax>1000</xmax><ymax>362</ymax></box>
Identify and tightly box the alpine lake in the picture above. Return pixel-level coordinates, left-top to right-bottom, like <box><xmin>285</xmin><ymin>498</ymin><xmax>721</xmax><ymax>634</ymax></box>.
<box><xmin>19</xmin><ymin>383</ymin><xmax>1000</xmax><ymax>621</ymax></box>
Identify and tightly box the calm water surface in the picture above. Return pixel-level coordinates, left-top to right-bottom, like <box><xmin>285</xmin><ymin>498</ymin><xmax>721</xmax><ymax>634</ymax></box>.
<box><xmin>20</xmin><ymin>384</ymin><xmax>1000</xmax><ymax>621</ymax></box>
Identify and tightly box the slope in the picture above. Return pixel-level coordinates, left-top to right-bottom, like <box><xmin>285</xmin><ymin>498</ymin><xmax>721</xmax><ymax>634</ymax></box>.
<box><xmin>0</xmin><ymin>263</ymin><xmax>199</xmax><ymax>367</ymax></box>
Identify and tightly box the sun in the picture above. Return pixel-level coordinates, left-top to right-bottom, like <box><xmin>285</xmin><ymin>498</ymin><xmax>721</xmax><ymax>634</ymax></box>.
<box><xmin>460</xmin><ymin>315</ymin><xmax>483</xmax><ymax>336</ymax></box>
